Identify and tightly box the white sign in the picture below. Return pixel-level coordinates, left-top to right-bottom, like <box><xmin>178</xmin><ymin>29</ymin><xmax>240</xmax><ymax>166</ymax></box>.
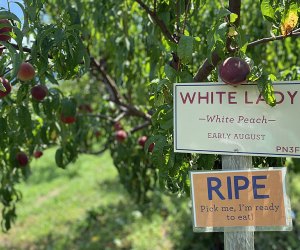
<box><xmin>174</xmin><ymin>82</ymin><xmax>300</xmax><ymax>157</ymax></box>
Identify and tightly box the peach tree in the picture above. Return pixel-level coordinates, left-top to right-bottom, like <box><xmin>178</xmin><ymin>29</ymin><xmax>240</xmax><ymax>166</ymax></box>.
<box><xmin>0</xmin><ymin>0</ymin><xmax>300</xmax><ymax>231</ymax></box>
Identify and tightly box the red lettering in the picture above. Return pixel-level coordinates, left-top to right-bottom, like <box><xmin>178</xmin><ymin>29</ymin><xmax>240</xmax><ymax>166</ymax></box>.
<box><xmin>228</xmin><ymin>92</ymin><xmax>237</xmax><ymax>104</ymax></box>
<box><xmin>180</xmin><ymin>92</ymin><xmax>196</xmax><ymax>104</ymax></box>
<box><xmin>198</xmin><ymin>92</ymin><xmax>209</xmax><ymax>104</ymax></box>
<box><xmin>245</xmin><ymin>91</ymin><xmax>253</xmax><ymax>104</ymax></box>
<box><xmin>288</xmin><ymin>91</ymin><xmax>298</xmax><ymax>104</ymax></box>
<box><xmin>274</xmin><ymin>91</ymin><xmax>284</xmax><ymax>104</ymax></box>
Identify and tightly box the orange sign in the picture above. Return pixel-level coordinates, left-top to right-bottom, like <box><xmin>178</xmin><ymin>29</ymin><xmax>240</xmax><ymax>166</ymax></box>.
<box><xmin>190</xmin><ymin>168</ymin><xmax>292</xmax><ymax>231</ymax></box>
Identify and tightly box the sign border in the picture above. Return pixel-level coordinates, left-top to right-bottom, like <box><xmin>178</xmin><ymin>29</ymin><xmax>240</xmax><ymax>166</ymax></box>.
<box><xmin>189</xmin><ymin>168</ymin><xmax>293</xmax><ymax>232</ymax></box>
<box><xmin>174</xmin><ymin>81</ymin><xmax>300</xmax><ymax>157</ymax></box>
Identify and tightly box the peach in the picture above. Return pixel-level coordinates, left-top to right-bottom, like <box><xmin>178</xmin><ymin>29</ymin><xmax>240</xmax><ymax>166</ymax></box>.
<box><xmin>17</xmin><ymin>62</ymin><xmax>36</xmax><ymax>81</ymax></box>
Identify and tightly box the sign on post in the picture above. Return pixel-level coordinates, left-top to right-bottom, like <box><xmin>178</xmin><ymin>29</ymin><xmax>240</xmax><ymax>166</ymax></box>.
<box><xmin>190</xmin><ymin>168</ymin><xmax>292</xmax><ymax>232</ymax></box>
<box><xmin>174</xmin><ymin>82</ymin><xmax>300</xmax><ymax>157</ymax></box>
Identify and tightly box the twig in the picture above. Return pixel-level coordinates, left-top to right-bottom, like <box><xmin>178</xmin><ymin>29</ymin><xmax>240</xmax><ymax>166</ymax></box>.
<box><xmin>176</xmin><ymin>0</ymin><xmax>180</xmax><ymax>34</ymax></box>
<box><xmin>248</xmin><ymin>32</ymin><xmax>300</xmax><ymax>48</ymax></box>
<box><xmin>135</xmin><ymin>0</ymin><xmax>178</xmax><ymax>43</ymax></box>
<box><xmin>130</xmin><ymin>121</ymin><xmax>151</xmax><ymax>133</ymax></box>
<box><xmin>153</xmin><ymin>0</ymin><xmax>157</xmax><ymax>13</ymax></box>
<box><xmin>113</xmin><ymin>112</ymin><xmax>127</xmax><ymax>123</ymax></box>
<box><xmin>120</xmin><ymin>102</ymin><xmax>152</xmax><ymax>121</ymax></box>
<box><xmin>181</xmin><ymin>0</ymin><xmax>191</xmax><ymax>34</ymax></box>
<box><xmin>79</xmin><ymin>147</ymin><xmax>108</xmax><ymax>155</ymax></box>
<box><xmin>78</xmin><ymin>139</ymin><xmax>112</xmax><ymax>155</ymax></box>
<box><xmin>77</xmin><ymin>113</ymin><xmax>114</xmax><ymax>121</ymax></box>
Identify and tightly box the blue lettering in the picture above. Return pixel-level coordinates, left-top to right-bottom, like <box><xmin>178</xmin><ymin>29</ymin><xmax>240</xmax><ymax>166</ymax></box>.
<box><xmin>253</xmin><ymin>175</ymin><xmax>269</xmax><ymax>199</ymax></box>
<box><xmin>227</xmin><ymin>176</ymin><xmax>232</xmax><ymax>200</ymax></box>
<box><xmin>234</xmin><ymin>176</ymin><xmax>249</xmax><ymax>199</ymax></box>
<box><xmin>207</xmin><ymin>177</ymin><xmax>225</xmax><ymax>200</ymax></box>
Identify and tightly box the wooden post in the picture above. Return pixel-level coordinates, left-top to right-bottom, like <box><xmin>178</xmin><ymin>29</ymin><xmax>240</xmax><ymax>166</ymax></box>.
<box><xmin>222</xmin><ymin>155</ymin><xmax>254</xmax><ymax>250</ymax></box>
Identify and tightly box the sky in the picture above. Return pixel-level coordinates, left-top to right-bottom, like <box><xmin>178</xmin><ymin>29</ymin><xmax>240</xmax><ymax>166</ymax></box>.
<box><xmin>0</xmin><ymin>0</ymin><xmax>24</xmax><ymax>21</ymax></box>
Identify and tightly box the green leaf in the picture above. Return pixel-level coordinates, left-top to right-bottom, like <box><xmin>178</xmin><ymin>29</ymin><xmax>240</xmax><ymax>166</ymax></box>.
<box><xmin>45</xmin><ymin>72</ymin><xmax>59</xmax><ymax>85</ymax></box>
<box><xmin>217</xmin><ymin>8</ymin><xmax>231</xmax><ymax>18</ymax></box>
<box><xmin>160</xmin><ymin>108</ymin><xmax>173</xmax><ymax>130</ymax></box>
<box><xmin>179</xmin><ymin>70</ymin><xmax>193</xmax><ymax>83</ymax></box>
<box><xmin>61</xmin><ymin>97</ymin><xmax>77</xmax><ymax>116</ymax></box>
<box><xmin>16</xmin><ymin>84</ymin><xmax>29</xmax><ymax>104</ymax></box>
<box><xmin>197</xmin><ymin>154</ymin><xmax>216</xmax><ymax>169</ymax></box>
<box><xmin>260</xmin><ymin>0</ymin><xmax>275</xmax><ymax>22</ymax></box>
<box><xmin>0</xmin><ymin>42</ymin><xmax>22</xmax><ymax>78</ymax></box>
<box><xmin>40</xmin><ymin>125</ymin><xmax>49</xmax><ymax>144</ymax></box>
<box><xmin>0</xmin><ymin>11</ymin><xmax>21</xmax><ymax>23</ymax></box>
<box><xmin>55</xmin><ymin>144</ymin><xmax>77</xmax><ymax>169</ymax></box>
<box><xmin>215</xmin><ymin>22</ymin><xmax>227</xmax><ymax>44</ymax></box>
<box><xmin>12</xmin><ymin>27</ymin><xmax>24</xmax><ymax>54</ymax></box>
<box><xmin>0</xmin><ymin>117</ymin><xmax>7</xmax><ymax>149</ymax></box>
<box><xmin>164</xmin><ymin>64</ymin><xmax>177</xmax><ymax>83</ymax></box>
<box><xmin>144</xmin><ymin>135</ymin><xmax>167</xmax><ymax>167</ymax></box>
<box><xmin>13</xmin><ymin>1</ymin><xmax>30</xmax><ymax>33</ymax></box>
<box><xmin>177</xmin><ymin>35</ymin><xmax>193</xmax><ymax>64</ymax></box>
<box><xmin>18</xmin><ymin>106</ymin><xmax>32</xmax><ymax>130</ymax></box>
<box><xmin>55</xmin><ymin>148</ymin><xmax>65</xmax><ymax>168</ymax></box>
<box><xmin>257</xmin><ymin>74</ymin><xmax>276</xmax><ymax>106</ymax></box>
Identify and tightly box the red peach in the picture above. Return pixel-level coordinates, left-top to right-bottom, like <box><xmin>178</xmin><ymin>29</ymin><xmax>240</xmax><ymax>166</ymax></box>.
<box><xmin>138</xmin><ymin>136</ymin><xmax>148</xmax><ymax>147</ymax></box>
<box><xmin>33</xmin><ymin>151</ymin><xmax>43</xmax><ymax>158</ymax></box>
<box><xmin>16</xmin><ymin>152</ymin><xmax>28</xmax><ymax>167</ymax></box>
<box><xmin>115</xmin><ymin>130</ymin><xmax>127</xmax><ymax>142</ymax></box>
<box><xmin>31</xmin><ymin>85</ymin><xmax>48</xmax><ymax>101</ymax></box>
<box><xmin>219</xmin><ymin>57</ymin><xmax>250</xmax><ymax>85</ymax></box>
<box><xmin>60</xmin><ymin>114</ymin><xmax>76</xmax><ymax>124</ymax></box>
<box><xmin>17</xmin><ymin>62</ymin><xmax>36</xmax><ymax>81</ymax></box>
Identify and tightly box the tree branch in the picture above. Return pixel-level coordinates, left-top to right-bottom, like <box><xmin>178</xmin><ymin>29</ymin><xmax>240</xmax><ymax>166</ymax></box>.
<box><xmin>228</xmin><ymin>0</ymin><xmax>241</xmax><ymax>26</ymax></box>
<box><xmin>135</xmin><ymin>0</ymin><xmax>178</xmax><ymax>43</ymax></box>
<box><xmin>194</xmin><ymin>0</ymin><xmax>240</xmax><ymax>82</ymax></box>
<box><xmin>130</xmin><ymin>121</ymin><xmax>151</xmax><ymax>133</ymax></box>
<box><xmin>248</xmin><ymin>32</ymin><xmax>300</xmax><ymax>48</ymax></box>
<box><xmin>193</xmin><ymin>52</ymin><xmax>221</xmax><ymax>82</ymax></box>
<box><xmin>90</xmin><ymin>58</ymin><xmax>123</xmax><ymax>105</ymax></box>
<box><xmin>90</xmin><ymin>58</ymin><xmax>152</xmax><ymax>121</ymax></box>
<box><xmin>226</xmin><ymin>0</ymin><xmax>241</xmax><ymax>53</ymax></box>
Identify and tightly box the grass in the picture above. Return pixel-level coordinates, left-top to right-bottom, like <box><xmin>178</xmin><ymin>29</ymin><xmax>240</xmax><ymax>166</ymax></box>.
<box><xmin>0</xmin><ymin>148</ymin><xmax>193</xmax><ymax>250</ymax></box>
<box><xmin>0</xmin><ymin>149</ymin><xmax>299</xmax><ymax>250</ymax></box>
<box><xmin>0</xmin><ymin>148</ymin><xmax>128</xmax><ymax>249</ymax></box>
